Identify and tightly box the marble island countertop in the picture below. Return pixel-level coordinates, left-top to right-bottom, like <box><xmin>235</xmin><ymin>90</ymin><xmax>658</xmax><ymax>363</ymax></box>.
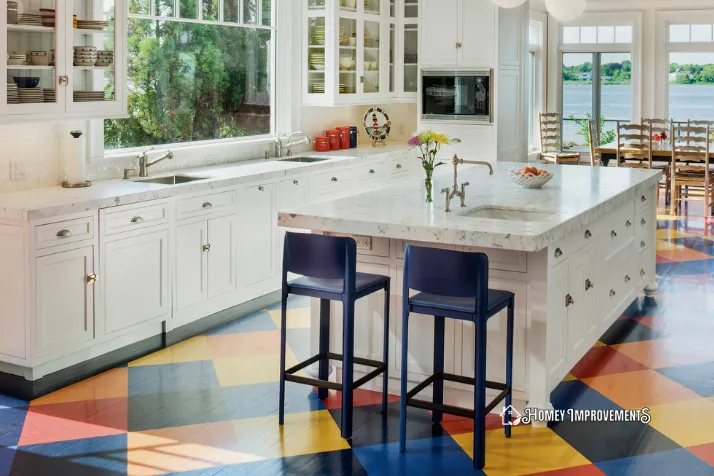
<box><xmin>279</xmin><ymin>162</ymin><xmax>662</xmax><ymax>252</ymax></box>
<box><xmin>0</xmin><ymin>146</ymin><xmax>412</xmax><ymax>221</ymax></box>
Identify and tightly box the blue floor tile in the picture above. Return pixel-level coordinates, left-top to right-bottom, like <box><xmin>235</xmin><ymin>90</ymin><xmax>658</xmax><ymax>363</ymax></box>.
<box><xmin>205</xmin><ymin>310</ymin><xmax>277</xmax><ymax>336</ymax></box>
<box><xmin>596</xmin><ymin>448</ymin><xmax>714</xmax><ymax>475</ymax></box>
<box><xmin>550</xmin><ymin>380</ymin><xmax>620</xmax><ymax>417</ymax></box>
<box><xmin>268</xmin><ymin>295</ymin><xmax>311</xmax><ymax>311</ymax></box>
<box><xmin>0</xmin><ymin>395</ymin><xmax>28</xmax><ymax>410</ymax></box>
<box><xmin>0</xmin><ymin>407</ymin><xmax>28</xmax><ymax>447</ymax></box>
<box><xmin>286</xmin><ymin>327</ymin><xmax>312</xmax><ymax>362</ymax></box>
<box><xmin>128</xmin><ymin>361</ymin><xmax>221</xmax><ymax>396</ymax></box>
<box><xmin>128</xmin><ymin>388</ymin><xmax>231</xmax><ymax>432</ymax></box>
<box><xmin>221</xmin><ymin>381</ymin><xmax>325</xmax><ymax>420</ymax></box>
<box><xmin>656</xmin><ymin>362</ymin><xmax>714</xmax><ymax>396</ymax></box>
<box><xmin>0</xmin><ymin>446</ymin><xmax>16</xmax><ymax>476</ymax></box>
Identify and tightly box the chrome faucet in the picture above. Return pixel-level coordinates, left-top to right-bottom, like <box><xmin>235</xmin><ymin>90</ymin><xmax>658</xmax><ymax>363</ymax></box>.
<box><xmin>135</xmin><ymin>148</ymin><xmax>173</xmax><ymax>178</ymax></box>
<box><xmin>266</xmin><ymin>132</ymin><xmax>311</xmax><ymax>159</ymax></box>
<box><xmin>441</xmin><ymin>155</ymin><xmax>494</xmax><ymax>212</ymax></box>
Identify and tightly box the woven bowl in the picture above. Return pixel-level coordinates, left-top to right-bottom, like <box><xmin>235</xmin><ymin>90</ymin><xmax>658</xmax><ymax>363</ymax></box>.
<box><xmin>509</xmin><ymin>169</ymin><xmax>554</xmax><ymax>189</ymax></box>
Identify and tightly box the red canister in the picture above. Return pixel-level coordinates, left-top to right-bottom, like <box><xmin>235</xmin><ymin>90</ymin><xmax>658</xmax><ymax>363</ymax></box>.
<box><xmin>326</xmin><ymin>129</ymin><xmax>341</xmax><ymax>150</ymax></box>
<box><xmin>336</xmin><ymin>126</ymin><xmax>351</xmax><ymax>149</ymax></box>
<box><xmin>314</xmin><ymin>136</ymin><xmax>331</xmax><ymax>152</ymax></box>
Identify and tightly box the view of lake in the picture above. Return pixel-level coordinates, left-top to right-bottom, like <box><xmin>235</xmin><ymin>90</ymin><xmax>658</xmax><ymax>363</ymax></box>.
<box><xmin>562</xmin><ymin>83</ymin><xmax>714</xmax><ymax>121</ymax></box>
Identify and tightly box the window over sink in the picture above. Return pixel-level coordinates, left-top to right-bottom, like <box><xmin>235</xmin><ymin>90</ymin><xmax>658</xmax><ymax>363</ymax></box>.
<box><xmin>103</xmin><ymin>0</ymin><xmax>274</xmax><ymax>150</ymax></box>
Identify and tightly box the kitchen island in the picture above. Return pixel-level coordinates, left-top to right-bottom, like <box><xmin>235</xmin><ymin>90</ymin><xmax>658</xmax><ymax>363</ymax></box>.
<box><xmin>278</xmin><ymin>162</ymin><xmax>662</xmax><ymax>421</ymax></box>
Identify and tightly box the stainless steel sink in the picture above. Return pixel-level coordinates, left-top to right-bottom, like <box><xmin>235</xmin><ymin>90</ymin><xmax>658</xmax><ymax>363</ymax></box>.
<box><xmin>135</xmin><ymin>175</ymin><xmax>208</xmax><ymax>185</ymax></box>
<box><xmin>460</xmin><ymin>206</ymin><xmax>556</xmax><ymax>222</ymax></box>
<box><xmin>278</xmin><ymin>157</ymin><xmax>330</xmax><ymax>163</ymax></box>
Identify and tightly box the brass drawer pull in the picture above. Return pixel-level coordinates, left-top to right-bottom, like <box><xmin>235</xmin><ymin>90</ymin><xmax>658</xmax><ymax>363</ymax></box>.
<box><xmin>641</xmin><ymin>218</ymin><xmax>646</xmax><ymax>225</ymax></box>
<box><xmin>369</xmin><ymin>169</ymin><xmax>375</xmax><ymax>174</ymax></box>
<box><xmin>565</xmin><ymin>294</ymin><xmax>574</xmax><ymax>307</ymax></box>
<box><xmin>641</xmin><ymin>240</ymin><xmax>646</xmax><ymax>248</ymax></box>
<box><xmin>293</xmin><ymin>180</ymin><xmax>299</xmax><ymax>185</ymax></box>
<box><xmin>611</xmin><ymin>230</ymin><xmax>617</xmax><ymax>238</ymax></box>
<box><xmin>131</xmin><ymin>216</ymin><xmax>144</xmax><ymax>224</ymax></box>
<box><xmin>585</xmin><ymin>279</ymin><xmax>594</xmax><ymax>290</ymax></box>
<box><xmin>331</xmin><ymin>177</ymin><xmax>338</xmax><ymax>182</ymax></box>
<box><xmin>640</xmin><ymin>268</ymin><xmax>646</xmax><ymax>276</ymax></box>
<box><xmin>258</xmin><ymin>186</ymin><xmax>264</xmax><ymax>191</ymax></box>
<box><xmin>56</xmin><ymin>229</ymin><xmax>71</xmax><ymax>238</ymax></box>
<box><xmin>554</xmin><ymin>248</ymin><xmax>563</xmax><ymax>258</ymax></box>
<box><xmin>610</xmin><ymin>289</ymin><xmax>616</xmax><ymax>297</ymax></box>
<box><xmin>86</xmin><ymin>273</ymin><xmax>97</xmax><ymax>284</ymax></box>
<box><xmin>585</xmin><ymin>230</ymin><xmax>592</xmax><ymax>239</ymax></box>
<box><xmin>641</xmin><ymin>195</ymin><xmax>647</xmax><ymax>202</ymax></box>
<box><xmin>396</xmin><ymin>164</ymin><xmax>402</xmax><ymax>169</ymax></box>
<box><xmin>625</xmin><ymin>275</ymin><xmax>631</xmax><ymax>283</ymax></box>
<box><xmin>202</xmin><ymin>244</ymin><xmax>211</xmax><ymax>252</ymax></box>
<box><xmin>626</xmin><ymin>220</ymin><xmax>632</xmax><ymax>227</ymax></box>
<box><xmin>202</xmin><ymin>202</ymin><xmax>212</xmax><ymax>208</ymax></box>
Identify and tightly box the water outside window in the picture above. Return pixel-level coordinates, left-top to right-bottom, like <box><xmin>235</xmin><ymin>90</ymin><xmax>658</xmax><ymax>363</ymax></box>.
<box><xmin>669</xmin><ymin>52</ymin><xmax>714</xmax><ymax>121</ymax></box>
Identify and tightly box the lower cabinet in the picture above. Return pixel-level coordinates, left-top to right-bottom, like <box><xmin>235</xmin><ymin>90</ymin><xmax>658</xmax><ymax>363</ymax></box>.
<box><xmin>176</xmin><ymin>214</ymin><xmax>238</xmax><ymax>311</ymax></box>
<box><xmin>102</xmin><ymin>230</ymin><xmax>169</xmax><ymax>334</ymax></box>
<box><xmin>35</xmin><ymin>245</ymin><xmax>96</xmax><ymax>357</ymax></box>
<box><xmin>238</xmin><ymin>183</ymin><xmax>278</xmax><ymax>286</ymax></box>
<box><xmin>565</xmin><ymin>244</ymin><xmax>599</xmax><ymax>368</ymax></box>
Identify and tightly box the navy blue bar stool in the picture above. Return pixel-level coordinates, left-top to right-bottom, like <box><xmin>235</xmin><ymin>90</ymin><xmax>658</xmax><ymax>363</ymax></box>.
<box><xmin>278</xmin><ymin>232</ymin><xmax>391</xmax><ymax>440</ymax></box>
<box><xmin>399</xmin><ymin>245</ymin><xmax>515</xmax><ymax>470</ymax></box>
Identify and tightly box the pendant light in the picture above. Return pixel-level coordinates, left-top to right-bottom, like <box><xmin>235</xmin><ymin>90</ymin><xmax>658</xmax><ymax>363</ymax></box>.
<box><xmin>544</xmin><ymin>0</ymin><xmax>586</xmax><ymax>22</ymax></box>
<box><xmin>490</xmin><ymin>0</ymin><xmax>527</xmax><ymax>7</ymax></box>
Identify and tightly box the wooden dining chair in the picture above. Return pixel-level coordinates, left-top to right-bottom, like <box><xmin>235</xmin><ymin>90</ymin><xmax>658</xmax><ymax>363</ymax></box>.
<box><xmin>588</xmin><ymin>119</ymin><xmax>601</xmax><ymax>166</ymax></box>
<box><xmin>670</xmin><ymin>123</ymin><xmax>714</xmax><ymax>217</ymax></box>
<box><xmin>539</xmin><ymin>112</ymin><xmax>581</xmax><ymax>165</ymax></box>
<box><xmin>616</xmin><ymin>123</ymin><xmax>653</xmax><ymax>169</ymax></box>
<box><xmin>642</xmin><ymin>118</ymin><xmax>672</xmax><ymax>205</ymax></box>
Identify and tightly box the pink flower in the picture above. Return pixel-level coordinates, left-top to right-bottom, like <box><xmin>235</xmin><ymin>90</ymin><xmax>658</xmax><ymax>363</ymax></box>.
<box><xmin>407</xmin><ymin>135</ymin><xmax>421</xmax><ymax>147</ymax></box>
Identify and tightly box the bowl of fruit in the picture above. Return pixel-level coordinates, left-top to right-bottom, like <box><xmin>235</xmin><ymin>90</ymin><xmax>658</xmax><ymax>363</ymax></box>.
<box><xmin>509</xmin><ymin>166</ymin><xmax>554</xmax><ymax>189</ymax></box>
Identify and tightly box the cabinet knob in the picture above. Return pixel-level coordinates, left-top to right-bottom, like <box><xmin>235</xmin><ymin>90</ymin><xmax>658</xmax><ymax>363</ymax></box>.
<box><xmin>641</xmin><ymin>268</ymin><xmax>646</xmax><ymax>276</ymax></box>
<box><xmin>585</xmin><ymin>279</ymin><xmax>594</xmax><ymax>290</ymax></box>
<box><xmin>611</xmin><ymin>230</ymin><xmax>617</xmax><ymax>238</ymax></box>
<box><xmin>610</xmin><ymin>289</ymin><xmax>616</xmax><ymax>297</ymax></box>
<box><xmin>56</xmin><ymin>229</ymin><xmax>71</xmax><ymax>238</ymax></box>
<box><xmin>59</xmin><ymin>75</ymin><xmax>68</xmax><ymax>86</ymax></box>
<box><xmin>456</xmin><ymin>42</ymin><xmax>462</xmax><ymax>48</ymax></box>
<box><xmin>258</xmin><ymin>186</ymin><xmax>264</xmax><ymax>191</ymax></box>
<box><xmin>202</xmin><ymin>202</ymin><xmax>212</xmax><ymax>208</ymax></box>
<box><xmin>626</xmin><ymin>220</ymin><xmax>632</xmax><ymax>227</ymax></box>
<box><xmin>554</xmin><ymin>248</ymin><xmax>563</xmax><ymax>258</ymax></box>
<box><xmin>641</xmin><ymin>240</ymin><xmax>646</xmax><ymax>248</ymax></box>
<box><xmin>202</xmin><ymin>244</ymin><xmax>211</xmax><ymax>252</ymax></box>
<box><xmin>585</xmin><ymin>230</ymin><xmax>592</xmax><ymax>239</ymax></box>
<box><xmin>641</xmin><ymin>218</ymin><xmax>647</xmax><ymax>225</ymax></box>
<box><xmin>293</xmin><ymin>179</ymin><xmax>299</xmax><ymax>185</ymax></box>
<box><xmin>369</xmin><ymin>169</ymin><xmax>375</xmax><ymax>174</ymax></box>
<box><xmin>625</xmin><ymin>275</ymin><xmax>631</xmax><ymax>283</ymax></box>
<box><xmin>396</xmin><ymin>163</ymin><xmax>402</xmax><ymax>169</ymax></box>
<box><xmin>86</xmin><ymin>273</ymin><xmax>97</xmax><ymax>284</ymax></box>
<box><xmin>131</xmin><ymin>216</ymin><xmax>144</xmax><ymax>224</ymax></box>
<box><xmin>331</xmin><ymin>177</ymin><xmax>338</xmax><ymax>182</ymax></box>
<box><xmin>360</xmin><ymin>76</ymin><xmax>366</xmax><ymax>84</ymax></box>
<box><xmin>641</xmin><ymin>195</ymin><xmax>647</xmax><ymax>202</ymax></box>
<box><xmin>565</xmin><ymin>294</ymin><xmax>574</xmax><ymax>307</ymax></box>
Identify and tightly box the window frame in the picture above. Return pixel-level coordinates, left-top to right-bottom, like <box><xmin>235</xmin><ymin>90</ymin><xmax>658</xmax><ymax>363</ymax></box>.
<box><xmin>93</xmin><ymin>0</ymin><xmax>289</xmax><ymax>159</ymax></box>
<box><xmin>528</xmin><ymin>13</ymin><xmax>546</xmax><ymax>152</ymax></box>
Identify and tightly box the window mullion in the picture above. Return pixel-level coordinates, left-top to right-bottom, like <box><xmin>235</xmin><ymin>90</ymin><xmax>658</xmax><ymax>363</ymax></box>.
<box><xmin>592</xmin><ymin>53</ymin><xmax>601</xmax><ymax>123</ymax></box>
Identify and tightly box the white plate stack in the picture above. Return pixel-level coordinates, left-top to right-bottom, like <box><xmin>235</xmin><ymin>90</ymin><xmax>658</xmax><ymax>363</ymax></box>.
<box><xmin>43</xmin><ymin>88</ymin><xmax>55</xmax><ymax>103</ymax></box>
<box><xmin>18</xmin><ymin>12</ymin><xmax>42</xmax><ymax>26</ymax></box>
<box><xmin>76</xmin><ymin>19</ymin><xmax>109</xmax><ymax>30</ymax></box>
<box><xmin>18</xmin><ymin>87</ymin><xmax>44</xmax><ymax>103</ymax></box>
<box><xmin>73</xmin><ymin>46</ymin><xmax>97</xmax><ymax>66</ymax></box>
<box><xmin>7</xmin><ymin>53</ymin><xmax>27</xmax><ymax>66</ymax></box>
<box><xmin>73</xmin><ymin>91</ymin><xmax>105</xmax><ymax>102</ymax></box>
<box><xmin>7</xmin><ymin>84</ymin><xmax>18</xmax><ymax>104</ymax></box>
<box><xmin>96</xmin><ymin>50</ymin><xmax>113</xmax><ymax>67</ymax></box>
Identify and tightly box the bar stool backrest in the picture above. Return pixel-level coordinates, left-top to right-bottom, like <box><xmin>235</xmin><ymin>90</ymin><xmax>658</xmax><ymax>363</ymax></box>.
<box><xmin>403</xmin><ymin>245</ymin><xmax>489</xmax><ymax>314</ymax></box>
<box><xmin>283</xmin><ymin>232</ymin><xmax>356</xmax><ymax>293</ymax></box>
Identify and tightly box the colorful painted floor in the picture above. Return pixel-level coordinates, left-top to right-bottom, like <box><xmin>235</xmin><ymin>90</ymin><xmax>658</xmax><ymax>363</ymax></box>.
<box><xmin>3</xmin><ymin>209</ymin><xmax>714</xmax><ymax>475</ymax></box>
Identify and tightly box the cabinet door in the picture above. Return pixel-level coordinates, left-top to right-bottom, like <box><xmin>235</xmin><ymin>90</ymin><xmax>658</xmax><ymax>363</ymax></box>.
<box><xmin>421</xmin><ymin>0</ymin><xmax>458</xmax><ymax>67</ymax></box>
<box><xmin>207</xmin><ymin>215</ymin><xmax>238</xmax><ymax>300</ymax></box>
<box><xmin>104</xmin><ymin>230</ymin><xmax>169</xmax><ymax>334</ymax></box>
<box><xmin>546</xmin><ymin>264</ymin><xmax>569</xmax><ymax>381</ymax></box>
<box><xmin>459</xmin><ymin>0</ymin><xmax>496</xmax><ymax>66</ymax></box>
<box><xmin>36</xmin><ymin>246</ymin><xmax>95</xmax><ymax>357</ymax></box>
<box><xmin>239</xmin><ymin>183</ymin><xmax>278</xmax><ymax>286</ymax></box>
<box><xmin>580</xmin><ymin>246</ymin><xmax>601</xmax><ymax>344</ymax></box>
<box><xmin>175</xmin><ymin>221</ymin><xmax>208</xmax><ymax>310</ymax></box>
<box><xmin>0</xmin><ymin>226</ymin><xmax>25</xmax><ymax>358</ymax></box>
<box><xmin>278</xmin><ymin>178</ymin><xmax>309</xmax><ymax>266</ymax></box>
<box><xmin>566</xmin><ymin>252</ymin><xmax>588</xmax><ymax>368</ymax></box>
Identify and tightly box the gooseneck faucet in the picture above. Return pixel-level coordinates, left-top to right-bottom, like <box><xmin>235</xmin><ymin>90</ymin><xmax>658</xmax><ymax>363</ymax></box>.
<box><xmin>441</xmin><ymin>154</ymin><xmax>494</xmax><ymax>212</ymax></box>
<box><xmin>138</xmin><ymin>148</ymin><xmax>173</xmax><ymax>177</ymax></box>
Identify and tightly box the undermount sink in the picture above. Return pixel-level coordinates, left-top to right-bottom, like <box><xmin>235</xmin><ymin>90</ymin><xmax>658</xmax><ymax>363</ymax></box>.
<box><xmin>278</xmin><ymin>157</ymin><xmax>330</xmax><ymax>163</ymax></box>
<box><xmin>135</xmin><ymin>175</ymin><xmax>208</xmax><ymax>185</ymax></box>
<box><xmin>460</xmin><ymin>206</ymin><xmax>556</xmax><ymax>222</ymax></box>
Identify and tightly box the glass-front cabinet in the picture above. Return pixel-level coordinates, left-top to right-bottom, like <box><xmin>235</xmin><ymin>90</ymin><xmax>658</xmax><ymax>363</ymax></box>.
<box><xmin>304</xmin><ymin>0</ymin><xmax>417</xmax><ymax>105</ymax></box>
<box><xmin>1</xmin><ymin>0</ymin><xmax>127</xmax><ymax>121</ymax></box>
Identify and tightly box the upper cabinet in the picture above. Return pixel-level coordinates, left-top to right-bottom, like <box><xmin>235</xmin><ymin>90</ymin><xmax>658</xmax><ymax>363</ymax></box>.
<box><xmin>1</xmin><ymin>0</ymin><xmax>127</xmax><ymax>122</ymax></box>
<box><xmin>420</xmin><ymin>0</ymin><xmax>495</xmax><ymax>68</ymax></box>
<box><xmin>303</xmin><ymin>0</ymin><xmax>417</xmax><ymax>105</ymax></box>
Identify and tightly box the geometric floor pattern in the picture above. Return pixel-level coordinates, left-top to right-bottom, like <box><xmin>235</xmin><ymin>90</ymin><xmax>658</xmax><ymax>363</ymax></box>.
<box><xmin>3</xmin><ymin>206</ymin><xmax>714</xmax><ymax>475</ymax></box>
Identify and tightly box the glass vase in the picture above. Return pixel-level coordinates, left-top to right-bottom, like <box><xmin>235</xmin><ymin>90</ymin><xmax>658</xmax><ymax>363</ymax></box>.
<box><xmin>424</xmin><ymin>169</ymin><xmax>433</xmax><ymax>203</ymax></box>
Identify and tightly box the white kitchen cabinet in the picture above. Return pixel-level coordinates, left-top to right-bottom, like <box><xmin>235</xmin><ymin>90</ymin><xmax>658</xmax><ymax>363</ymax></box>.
<box><xmin>565</xmin><ymin>244</ymin><xmax>599</xmax><ymax>368</ymax></box>
<box><xmin>278</xmin><ymin>177</ymin><xmax>310</xmax><ymax>261</ymax></box>
<box><xmin>102</xmin><ymin>230</ymin><xmax>169</xmax><ymax>335</ymax></box>
<box><xmin>175</xmin><ymin>214</ymin><xmax>238</xmax><ymax>311</ymax></box>
<box><xmin>420</xmin><ymin>0</ymin><xmax>495</xmax><ymax>68</ymax></box>
<box><xmin>239</xmin><ymin>183</ymin><xmax>278</xmax><ymax>286</ymax></box>
<box><xmin>1</xmin><ymin>0</ymin><xmax>127</xmax><ymax>122</ymax></box>
<box><xmin>35</xmin><ymin>245</ymin><xmax>96</xmax><ymax>357</ymax></box>
<box><xmin>0</xmin><ymin>226</ymin><xmax>26</xmax><ymax>359</ymax></box>
<box><xmin>546</xmin><ymin>263</ymin><xmax>569</xmax><ymax>382</ymax></box>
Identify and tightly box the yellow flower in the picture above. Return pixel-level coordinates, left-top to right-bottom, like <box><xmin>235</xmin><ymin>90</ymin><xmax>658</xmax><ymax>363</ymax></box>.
<box><xmin>433</xmin><ymin>133</ymin><xmax>451</xmax><ymax>145</ymax></box>
<box><xmin>418</xmin><ymin>130</ymin><xmax>435</xmax><ymax>144</ymax></box>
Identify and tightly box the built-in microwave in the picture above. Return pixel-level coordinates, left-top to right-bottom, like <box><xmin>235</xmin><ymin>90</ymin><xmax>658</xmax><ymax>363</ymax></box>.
<box><xmin>421</xmin><ymin>69</ymin><xmax>493</xmax><ymax>123</ymax></box>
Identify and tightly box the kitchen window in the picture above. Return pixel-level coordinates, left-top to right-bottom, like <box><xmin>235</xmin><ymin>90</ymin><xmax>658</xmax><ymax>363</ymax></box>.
<box><xmin>666</xmin><ymin>24</ymin><xmax>714</xmax><ymax>121</ymax></box>
<box><xmin>103</xmin><ymin>0</ymin><xmax>274</xmax><ymax>150</ymax></box>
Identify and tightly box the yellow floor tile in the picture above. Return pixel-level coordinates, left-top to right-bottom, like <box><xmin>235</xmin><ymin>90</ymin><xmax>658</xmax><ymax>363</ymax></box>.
<box><xmin>129</xmin><ymin>336</ymin><xmax>212</xmax><ymax>367</ymax></box>
<box><xmin>656</xmin><ymin>229</ymin><xmax>697</xmax><ymax>240</ymax></box>
<box><xmin>31</xmin><ymin>367</ymin><xmax>128</xmax><ymax>406</ymax></box>
<box><xmin>614</xmin><ymin>337</ymin><xmax>714</xmax><ymax>369</ymax></box>
<box><xmin>593</xmin><ymin>341</ymin><xmax>606</xmax><ymax>347</ymax></box>
<box><xmin>212</xmin><ymin>351</ymin><xmax>301</xmax><ymax>386</ymax></box>
<box><xmin>206</xmin><ymin>330</ymin><xmax>281</xmax><ymax>359</ymax></box>
<box><xmin>648</xmin><ymin>398</ymin><xmax>714</xmax><ymax>448</ymax></box>
<box><xmin>562</xmin><ymin>373</ymin><xmax>577</xmax><ymax>382</ymax></box>
<box><xmin>230</xmin><ymin>410</ymin><xmax>350</xmax><ymax>459</ymax></box>
<box><xmin>452</xmin><ymin>425</ymin><xmax>589</xmax><ymax>476</ymax></box>
<box><xmin>656</xmin><ymin>239</ymin><xmax>684</xmax><ymax>251</ymax></box>
<box><xmin>268</xmin><ymin>307</ymin><xmax>311</xmax><ymax>329</ymax></box>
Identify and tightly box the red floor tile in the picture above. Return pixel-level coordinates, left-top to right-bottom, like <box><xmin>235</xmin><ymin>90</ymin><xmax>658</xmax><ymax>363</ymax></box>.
<box><xmin>319</xmin><ymin>387</ymin><xmax>401</xmax><ymax>410</ymax></box>
<box><xmin>527</xmin><ymin>464</ymin><xmax>606</xmax><ymax>475</ymax></box>
<box><xmin>439</xmin><ymin>412</ymin><xmax>505</xmax><ymax>435</ymax></box>
<box><xmin>687</xmin><ymin>442</ymin><xmax>714</xmax><ymax>467</ymax></box>
<box><xmin>569</xmin><ymin>346</ymin><xmax>649</xmax><ymax>379</ymax></box>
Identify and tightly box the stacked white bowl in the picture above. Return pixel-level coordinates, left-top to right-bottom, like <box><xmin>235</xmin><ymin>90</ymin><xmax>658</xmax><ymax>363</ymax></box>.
<box><xmin>73</xmin><ymin>46</ymin><xmax>97</xmax><ymax>66</ymax></box>
<box><xmin>96</xmin><ymin>50</ymin><xmax>113</xmax><ymax>67</ymax></box>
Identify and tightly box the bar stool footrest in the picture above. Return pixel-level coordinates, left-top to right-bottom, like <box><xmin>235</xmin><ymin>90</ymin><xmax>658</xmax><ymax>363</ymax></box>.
<box><xmin>404</xmin><ymin>372</ymin><xmax>511</xmax><ymax>419</ymax></box>
<box><xmin>284</xmin><ymin>351</ymin><xmax>387</xmax><ymax>391</ymax></box>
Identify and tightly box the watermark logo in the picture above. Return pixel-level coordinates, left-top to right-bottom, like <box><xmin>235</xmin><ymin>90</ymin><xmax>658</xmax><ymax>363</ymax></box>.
<box><xmin>500</xmin><ymin>405</ymin><xmax>522</xmax><ymax>426</ymax></box>
<box><xmin>501</xmin><ymin>406</ymin><xmax>652</xmax><ymax>426</ymax></box>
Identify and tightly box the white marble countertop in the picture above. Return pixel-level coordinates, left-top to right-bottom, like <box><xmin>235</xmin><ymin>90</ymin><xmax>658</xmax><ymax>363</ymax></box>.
<box><xmin>0</xmin><ymin>146</ymin><xmax>411</xmax><ymax>221</ymax></box>
<box><xmin>278</xmin><ymin>163</ymin><xmax>662</xmax><ymax>252</ymax></box>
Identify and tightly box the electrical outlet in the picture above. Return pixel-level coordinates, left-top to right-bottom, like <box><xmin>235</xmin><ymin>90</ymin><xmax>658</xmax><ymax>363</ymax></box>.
<box><xmin>353</xmin><ymin>235</ymin><xmax>372</xmax><ymax>250</ymax></box>
<box><xmin>10</xmin><ymin>161</ymin><xmax>25</xmax><ymax>180</ymax></box>
<box><xmin>398</xmin><ymin>125</ymin><xmax>406</xmax><ymax>136</ymax></box>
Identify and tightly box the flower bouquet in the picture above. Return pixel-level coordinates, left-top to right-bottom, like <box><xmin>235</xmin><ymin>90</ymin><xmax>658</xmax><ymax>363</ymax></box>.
<box><xmin>407</xmin><ymin>130</ymin><xmax>453</xmax><ymax>203</ymax></box>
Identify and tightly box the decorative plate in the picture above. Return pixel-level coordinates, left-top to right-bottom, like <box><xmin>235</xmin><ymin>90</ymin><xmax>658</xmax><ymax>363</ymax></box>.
<box><xmin>363</xmin><ymin>106</ymin><xmax>391</xmax><ymax>144</ymax></box>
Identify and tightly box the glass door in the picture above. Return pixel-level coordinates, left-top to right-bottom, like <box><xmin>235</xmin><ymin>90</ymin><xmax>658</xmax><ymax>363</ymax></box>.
<box><xmin>362</xmin><ymin>19</ymin><xmax>380</xmax><ymax>94</ymax></box>
<box><xmin>307</xmin><ymin>15</ymin><xmax>326</xmax><ymax>95</ymax></box>
<box><xmin>4</xmin><ymin>0</ymin><xmax>64</xmax><ymax>114</ymax></box>
<box><xmin>67</xmin><ymin>0</ymin><xmax>124</xmax><ymax>114</ymax></box>
<box><xmin>338</xmin><ymin>16</ymin><xmax>357</xmax><ymax>95</ymax></box>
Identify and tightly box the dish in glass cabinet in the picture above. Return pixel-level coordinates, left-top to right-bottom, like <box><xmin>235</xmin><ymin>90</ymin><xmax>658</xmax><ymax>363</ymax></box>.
<box><xmin>13</xmin><ymin>77</ymin><xmax>40</xmax><ymax>88</ymax></box>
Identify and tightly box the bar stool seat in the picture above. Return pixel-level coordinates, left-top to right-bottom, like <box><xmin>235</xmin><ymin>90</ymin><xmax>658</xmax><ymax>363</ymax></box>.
<box><xmin>410</xmin><ymin>290</ymin><xmax>513</xmax><ymax>315</ymax></box>
<box><xmin>279</xmin><ymin>232</ymin><xmax>390</xmax><ymax>441</ymax></box>
<box><xmin>288</xmin><ymin>272</ymin><xmax>389</xmax><ymax>297</ymax></box>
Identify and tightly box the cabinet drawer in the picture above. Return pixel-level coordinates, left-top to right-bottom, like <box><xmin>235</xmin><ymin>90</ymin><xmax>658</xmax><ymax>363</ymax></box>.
<box><xmin>602</xmin><ymin>241</ymin><xmax>635</xmax><ymax>322</ymax></box>
<box><xmin>357</xmin><ymin>162</ymin><xmax>391</xmax><ymax>181</ymax></box>
<box><xmin>636</xmin><ymin>251</ymin><xmax>650</xmax><ymax>287</ymax></box>
<box><xmin>313</xmin><ymin>168</ymin><xmax>353</xmax><ymax>196</ymax></box>
<box><xmin>390</xmin><ymin>157</ymin><xmax>413</xmax><ymax>176</ymax></box>
<box><xmin>638</xmin><ymin>190</ymin><xmax>651</xmax><ymax>211</ymax></box>
<box><xmin>636</xmin><ymin>208</ymin><xmax>650</xmax><ymax>240</ymax></box>
<box><xmin>570</xmin><ymin>223</ymin><xmax>601</xmax><ymax>254</ymax></box>
<box><xmin>606</xmin><ymin>203</ymin><xmax>635</xmax><ymax>255</ymax></box>
<box><xmin>549</xmin><ymin>240</ymin><xmax>569</xmax><ymax>268</ymax></box>
<box><xmin>35</xmin><ymin>216</ymin><xmax>95</xmax><ymax>250</ymax></box>
<box><xmin>176</xmin><ymin>190</ymin><xmax>236</xmax><ymax>221</ymax></box>
<box><xmin>103</xmin><ymin>201</ymin><xmax>169</xmax><ymax>235</ymax></box>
